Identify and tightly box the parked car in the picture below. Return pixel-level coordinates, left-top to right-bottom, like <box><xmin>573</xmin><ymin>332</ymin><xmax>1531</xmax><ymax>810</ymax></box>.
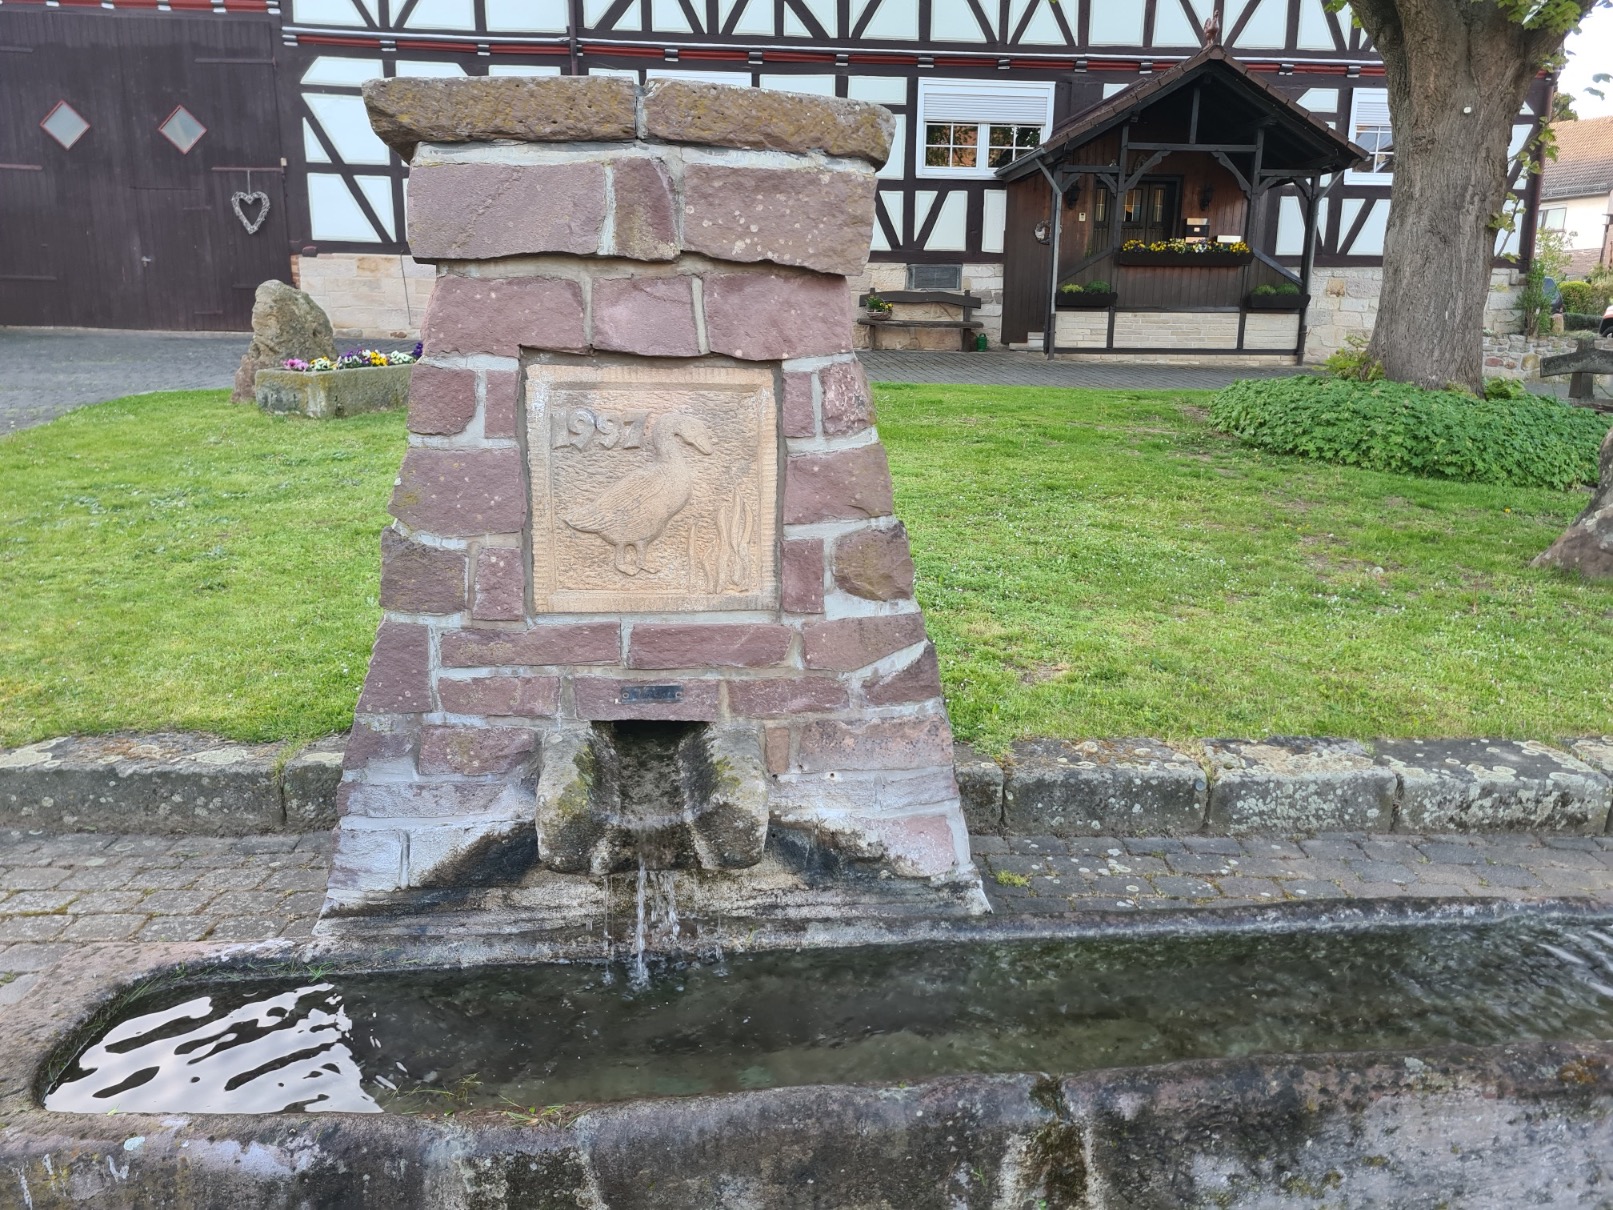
<box><xmin>1603</xmin><ymin>304</ymin><xmax>1613</xmax><ymax>338</ymax></box>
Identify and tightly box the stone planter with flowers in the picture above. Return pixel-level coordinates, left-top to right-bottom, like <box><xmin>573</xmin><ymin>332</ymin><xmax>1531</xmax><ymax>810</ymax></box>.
<box><xmin>254</xmin><ymin>346</ymin><xmax>419</xmax><ymax>419</ymax></box>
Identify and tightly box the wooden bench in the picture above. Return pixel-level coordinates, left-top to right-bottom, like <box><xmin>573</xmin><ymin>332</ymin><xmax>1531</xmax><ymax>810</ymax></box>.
<box><xmin>1540</xmin><ymin>337</ymin><xmax>1613</xmax><ymax>411</ymax></box>
<box><xmin>856</xmin><ymin>290</ymin><xmax>985</xmax><ymax>352</ymax></box>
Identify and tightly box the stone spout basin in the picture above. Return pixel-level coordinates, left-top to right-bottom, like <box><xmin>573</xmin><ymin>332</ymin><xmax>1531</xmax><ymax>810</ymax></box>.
<box><xmin>9</xmin><ymin>904</ymin><xmax>1613</xmax><ymax>1206</ymax></box>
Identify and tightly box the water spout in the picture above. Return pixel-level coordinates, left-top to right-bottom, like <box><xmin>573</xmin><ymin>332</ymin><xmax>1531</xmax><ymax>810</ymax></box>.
<box><xmin>630</xmin><ymin>858</ymin><xmax>649</xmax><ymax>989</ymax></box>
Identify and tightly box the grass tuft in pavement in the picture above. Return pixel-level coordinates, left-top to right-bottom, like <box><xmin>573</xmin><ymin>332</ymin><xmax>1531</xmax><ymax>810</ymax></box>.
<box><xmin>1</xmin><ymin>384</ymin><xmax>1609</xmax><ymax>754</ymax></box>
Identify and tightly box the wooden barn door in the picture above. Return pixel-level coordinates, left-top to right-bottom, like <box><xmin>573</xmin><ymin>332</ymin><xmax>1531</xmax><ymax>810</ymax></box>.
<box><xmin>0</xmin><ymin>9</ymin><xmax>290</xmax><ymax>331</ymax></box>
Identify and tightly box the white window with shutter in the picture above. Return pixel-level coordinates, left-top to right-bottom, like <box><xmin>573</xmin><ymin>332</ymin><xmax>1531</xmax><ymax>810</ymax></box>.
<box><xmin>1346</xmin><ymin>88</ymin><xmax>1394</xmax><ymax>183</ymax></box>
<box><xmin>915</xmin><ymin>79</ymin><xmax>1055</xmax><ymax>179</ymax></box>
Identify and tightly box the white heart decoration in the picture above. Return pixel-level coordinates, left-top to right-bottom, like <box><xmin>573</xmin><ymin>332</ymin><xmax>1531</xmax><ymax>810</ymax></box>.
<box><xmin>231</xmin><ymin>190</ymin><xmax>270</xmax><ymax>235</ymax></box>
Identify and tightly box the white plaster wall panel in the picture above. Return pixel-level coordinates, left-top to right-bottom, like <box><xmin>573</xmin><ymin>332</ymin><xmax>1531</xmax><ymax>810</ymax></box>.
<box><xmin>930</xmin><ymin>0</ymin><xmax>990</xmax><ymax>42</ymax></box>
<box><xmin>1151</xmin><ymin>0</ymin><xmax>1202</xmax><ymax>46</ymax></box>
<box><xmin>1231</xmin><ymin>0</ymin><xmax>1287</xmax><ymax>48</ymax></box>
<box><xmin>1297</xmin><ymin>88</ymin><xmax>1338</xmax><ymax>114</ymax></box>
<box><xmin>1088</xmin><ymin>2</ymin><xmax>1144</xmax><ymax>45</ymax></box>
<box><xmin>302</xmin><ymin>57</ymin><xmax>384</xmax><ymax>87</ymax></box>
<box><xmin>784</xmin><ymin>5</ymin><xmax>813</xmax><ymax>36</ymax></box>
<box><xmin>981</xmin><ymin>188</ymin><xmax>1007</xmax><ymax>254</ymax></box>
<box><xmin>647</xmin><ymin>69</ymin><xmax>746</xmax><ymax>86</ymax></box>
<box><xmin>912</xmin><ymin>189</ymin><xmax>937</xmax><ymax>245</ymax></box>
<box><xmin>789</xmin><ymin>0</ymin><xmax>837</xmax><ymax>35</ymax></box>
<box><xmin>924</xmin><ymin>190</ymin><xmax>969</xmax><ymax>251</ymax></box>
<box><xmin>652</xmin><ymin>0</ymin><xmax>696</xmax><ymax>33</ymax></box>
<box><xmin>848</xmin><ymin>75</ymin><xmax>908</xmax><ymax>103</ymax></box>
<box><xmin>488</xmin><ymin>64</ymin><xmax>565</xmax><ymax>75</ymax></box>
<box><xmin>355</xmin><ymin>0</ymin><xmax>380</xmax><ymax>20</ymax></box>
<box><xmin>878</xmin><ymin>114</ymin><xmax>908</xmax><ymax>180</ymax></box>
<box><xmin>1103</xmin><ymin>82</ymin><xmax>1129</xmax><ymax>99</ymax></box>
<box><xmin>291</xmin><ymin>0</ymin><xmax>367</xmax><ymax>25</ymax></box>
<box><xmin>306</xmin><ymin>94</ymin><xmax>391</xmax><ymax>164</ymax></box>
<box><xmin>760</xmin><ymin>74</ymin><xmax>839</xmax><ymax>95</ymax></box>
<box><xmin>585</xmin><ymin>0</ymin><xmax>634</xmax><ymax>25</ymax></box>
<box><xmin>1275</xmin><ymin>194</ymin><xmax>1328</xmax><ymax>256</ymax></box>
<box><xmin>485</xmin><ymin>0</ymin><xmax>568</xmax><ymax>30</ymax></box>
<box><xmin>876</xmin><ymin>191</ymin><xmax>906</xmax><ymax>250</ymax></box>
<box><xmin>1296</xmin><ymin>0</ymin><xmax>1337</xmax><ymax>49</ymax></box>
<box><xmin>393</xmin><ymin>61</ymin><xmax>467</xmax><ymax>77</ymax></box>
<box><xmin>356</xmin><ymin>176</ymin><xmax>396</xmax><ymax>239</ymax></box>
<box><xmin>1019</xmin><ymin>0</ymin><xmax>1069</xmax><ymax>44</ymax></box>
<box><xmin>861</xmin><ymin>0</ymin><xmax>920</xmax><ymax>39</ymax></box>
<box><xmin>586</xmin><ymin>67</ymin><xmax>641</xmax><ymax>78</ymax></box>
<box><xmin>303</xmin><ymin>119</ymin><xmax>330</xmax><ymax>164</ymax></box>
<box><xmin>402</xmin><ymin>0</ymin><xmax>474</xmax><ymax>28</ymax></box>
<box><xmin>1508</xmin><ymin>123</ymin><xmax>1532</xmax><ymax>159</ymax></box>
<box><xmin>730</xmin><ymin>0</ymin><xmax>776</xmax><ymax>35</ymax></box>
<box><xmin>1340</xmin><ymin>196</ymin><xmax>1389</xmax><ymax>256</ymax></box>
<box><xmin>309</xmin><ymin>174</ymin><xmax>379</xmax><ymax>241</ymax></box>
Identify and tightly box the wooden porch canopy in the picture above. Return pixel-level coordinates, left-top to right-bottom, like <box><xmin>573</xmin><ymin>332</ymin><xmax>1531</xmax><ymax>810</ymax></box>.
<box><xmin>996</xmin><ymin>44</ymin><xmax>1366</xmax><ymax>357</ymax></box>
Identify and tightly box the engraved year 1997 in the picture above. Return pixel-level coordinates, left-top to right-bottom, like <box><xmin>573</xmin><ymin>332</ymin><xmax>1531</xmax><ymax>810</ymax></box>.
<box><xmin>551</xmin><ymin>407</ymin><xmax>650</xmax><ymax>451</ymax></box>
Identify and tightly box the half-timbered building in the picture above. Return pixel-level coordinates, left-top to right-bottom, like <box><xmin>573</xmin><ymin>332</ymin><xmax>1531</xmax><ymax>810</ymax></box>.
<box><xmin>0</xmin><ymin>0</ymin><xmax>1549</xmax><ymax>358</ymax></box>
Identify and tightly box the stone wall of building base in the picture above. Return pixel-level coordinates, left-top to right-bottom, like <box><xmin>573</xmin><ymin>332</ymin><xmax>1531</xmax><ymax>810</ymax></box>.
<box><xmin>851</xmin><ymin>261</ymin><xmax>1006</xmax><ymax>344</ymax></box>
<box><xmin>293</xmin><ymin>253</ymin><xmax>436</xmax><ymax>340</ymax></box>
<box><xmin>1304</xmin><ymin>266</ymin><xmax>1525</xmax><ymax>364</ymax></box>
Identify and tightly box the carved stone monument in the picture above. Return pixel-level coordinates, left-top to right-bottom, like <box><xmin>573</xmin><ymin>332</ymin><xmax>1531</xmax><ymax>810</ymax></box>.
<box><xmin>325</xmin><ymin>76</ymin><xmax>984</xmax><ymax>933</ymax></box>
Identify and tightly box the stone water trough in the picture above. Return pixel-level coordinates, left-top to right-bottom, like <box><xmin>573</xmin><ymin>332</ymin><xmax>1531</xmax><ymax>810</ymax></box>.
<box><xmin>5</xmin><ymin>79</ymin><xmax>1613</xmax><ymax>1208</ymax></box>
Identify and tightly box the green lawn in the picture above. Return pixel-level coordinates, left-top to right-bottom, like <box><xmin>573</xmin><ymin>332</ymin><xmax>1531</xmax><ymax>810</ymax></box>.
<box><xmin>1</xmin><ymin>385</ymin><xmax>1608</xmax><ymax>753</ymax></box>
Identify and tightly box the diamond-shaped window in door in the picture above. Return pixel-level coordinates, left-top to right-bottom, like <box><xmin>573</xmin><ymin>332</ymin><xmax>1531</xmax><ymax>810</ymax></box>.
<box><xmin>157</xmin><ymin>105</ymin><xmax>207</xmax><ymax>154</ymax></box>
<box><xmin>40</xmin><ymin>101</ymin><xmax>90</xmax><ymax>150</ymax></box>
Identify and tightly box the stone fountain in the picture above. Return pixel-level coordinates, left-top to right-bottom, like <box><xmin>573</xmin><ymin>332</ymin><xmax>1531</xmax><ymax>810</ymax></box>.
<box><xmin>323</xmin><ymin>75</ymin><xmax>985</xmax><ymax>939</ymax></box>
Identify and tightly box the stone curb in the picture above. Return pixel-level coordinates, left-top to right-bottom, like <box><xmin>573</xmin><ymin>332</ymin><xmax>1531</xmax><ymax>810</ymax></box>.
<box><xmin>0</xmin><ymin>734</ymin><xmax>344</xmax><ymax>835</ymax></box>
<box><xmin>2</xmin><ymin>732</ymin><xmax>1609</xmax><ymax>839</ymax></box>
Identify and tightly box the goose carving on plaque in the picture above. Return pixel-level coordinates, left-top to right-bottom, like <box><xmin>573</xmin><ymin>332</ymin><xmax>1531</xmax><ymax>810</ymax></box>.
<box><xmin>528</xmin><ymin>362</ymin><xmax>779</xmax><ymax>613</ymax></box>
<box><xmin>564</xmin><ymin>413</ymin><xmax>715</xmax><ymax>576</ymax></box>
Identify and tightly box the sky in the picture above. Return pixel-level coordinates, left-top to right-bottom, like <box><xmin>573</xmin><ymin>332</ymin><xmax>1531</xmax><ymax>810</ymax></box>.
<box><xmin>1560</xmin><ymin>4</ymin><xmax>1613</xmax><ymax>118</ymax></box>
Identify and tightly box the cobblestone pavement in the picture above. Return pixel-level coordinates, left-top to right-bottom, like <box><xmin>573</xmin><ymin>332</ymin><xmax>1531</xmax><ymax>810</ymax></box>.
<box><xmin>860</xmin><ymin>349</ymin><xmax>1302</xmax><ymax>390</ymax></box>
<box><xmin>974</xmin><ymin>830</ymin><xmax>1613</xmax><ymax>914</ymax></box>
<box><xmin>0</xmin><ymin>328</ymin><xmax>248</xmax><ymax>434</ymax></box>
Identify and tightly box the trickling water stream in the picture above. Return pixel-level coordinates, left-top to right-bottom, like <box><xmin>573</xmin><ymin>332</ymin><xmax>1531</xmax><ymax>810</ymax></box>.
<box><xmin>46</xmin><ymin>914</ymin><xmax>1613</xmax><ymax>1115</ymax></box>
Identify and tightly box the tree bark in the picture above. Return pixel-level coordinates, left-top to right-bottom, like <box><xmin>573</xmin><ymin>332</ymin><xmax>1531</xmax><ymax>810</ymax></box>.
<box><xmin>1345</xmin><ymin>0</ymin><xmax>1593</xmax><ymax>392</ymax></box>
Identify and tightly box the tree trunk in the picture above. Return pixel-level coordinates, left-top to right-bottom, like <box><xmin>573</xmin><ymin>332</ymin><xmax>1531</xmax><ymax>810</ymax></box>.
<box><xmin>1347</xmin><ymin>0</ymin><xmax>1587</xmax><ymax>392</ymax></box>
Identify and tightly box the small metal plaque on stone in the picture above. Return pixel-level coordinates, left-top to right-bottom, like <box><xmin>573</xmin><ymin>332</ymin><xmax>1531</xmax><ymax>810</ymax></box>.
<box><xmin>527</xmin><ymin>363</ymin><xmax>779</xmax><ymax>613</ymax></box>
<box><xmin>619</xmin><ymin>684</ymin><xmax>684</xmax><ymax>703</ymax></box>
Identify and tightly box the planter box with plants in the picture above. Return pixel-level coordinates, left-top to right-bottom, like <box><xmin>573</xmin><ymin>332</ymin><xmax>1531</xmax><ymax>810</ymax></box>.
<box><xmin>1246</xmin><ymin>283</ymin><xmax>1309</xmax><ymax>310</ymax></box>
<box><xmin>1057</xmin><ymin>280</ymin><xmax>1118</xmax><ymax>309</ymax></box>
<box><xmin>253</xmin><ymin>347</ymin><xmax>419</xmax><ymax>419</ymax></box>
<box><xmin>863</xmin><ymin>293</ymin><xmax>894</xmax><ymax>321</ymax></box>
<box><xmin>1116</xmin><ymin>239</ymin><xmax>1252</xmax><ymax>267</ymax></box>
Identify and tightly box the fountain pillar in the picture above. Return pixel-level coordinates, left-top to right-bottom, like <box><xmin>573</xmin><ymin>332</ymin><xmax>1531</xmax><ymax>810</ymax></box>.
<box><xmin>326</xmin><ymin>76</ymin><xmax>982</xmax><ymax>920</ymax></box>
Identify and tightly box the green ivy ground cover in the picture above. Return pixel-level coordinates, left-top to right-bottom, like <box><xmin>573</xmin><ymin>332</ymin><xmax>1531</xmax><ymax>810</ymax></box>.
<box><xmin>1</xmin><ymin>385</ymin><xmax>1608</xmax><ymax>754</ymax></box>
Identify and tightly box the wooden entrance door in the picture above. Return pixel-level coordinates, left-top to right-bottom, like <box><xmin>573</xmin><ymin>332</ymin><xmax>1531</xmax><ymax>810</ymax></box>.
<box><xmin>0</xmin><ymin>9</ymin><xmax>290</xmax><ymax>331</ymax></box>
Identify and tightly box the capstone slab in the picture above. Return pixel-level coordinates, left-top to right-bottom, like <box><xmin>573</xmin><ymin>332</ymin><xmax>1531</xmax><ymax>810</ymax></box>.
<box><xmin>1378</xmin><ymin>738</ymin><xmax>1613</xmax><ymax>833</ymax></box>
<box><xmin>1005</xmin><ymin>737</ymin><xmax>1209</xmax><ymax>837</ymax></box>
<box><xmin>1205</xmin><ymin>737</ymin><xmax>1397</xmax><ymax>833</ymax></box>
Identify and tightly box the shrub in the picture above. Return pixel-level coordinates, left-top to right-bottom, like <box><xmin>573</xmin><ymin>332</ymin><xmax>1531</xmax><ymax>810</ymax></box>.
<box><xmin>1322</xmin><ymin>333</ymin><xmax>1384</xmax><ymax>382</ymax></box>
<box><xmin>1483</xmin><ymin>377</ymin><xmax>1531</xmax><ymax>401</ymax></box>
<box><xmin>1251</xmin><ymin>283</ymin><xmax>1277</xmax><ymax>297</ymax></box>
<box><xmin>1559</xmin><ymin>281</ymin><xmax>1602</xmax><ymax>314</ymax></box>
<box><xmin>1209</xmin><ymin>375</ymin><xmax>1610</xmax><ymax>489</ymax></box>
<box><xmin>1084</xmin><ymin>279</ymin><xmax>1111</xmax><ymax>293</ymax></box>
<box><xmin>1565</xmin><ymin>311</ymin><xmax>1604</xmax><ymax>332</ymax></box>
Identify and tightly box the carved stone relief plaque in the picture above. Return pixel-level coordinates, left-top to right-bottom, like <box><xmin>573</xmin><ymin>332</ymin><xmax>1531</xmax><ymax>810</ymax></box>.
<box><xmin>526</xmin><ymin>363</ymin><xmax>779</xmax><ymax>613</ymax></box>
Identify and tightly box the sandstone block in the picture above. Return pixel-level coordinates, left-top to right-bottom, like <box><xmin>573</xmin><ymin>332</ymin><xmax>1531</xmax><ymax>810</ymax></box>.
<box><xmin>781</xmin><ymin>371</ymin><xmax>816</xmax><ymax>438</ymax></box>
<box><xmin>682</xmin><ymin>164</ymin><xmax>876</xmax><ymax>277</ymax></box>
<box><xmin>1377</xmin><ymin>738</ymin><xmax>1612</xmax><ymax>833</ymax></box>
<box><xmin>703</xmin><ymin>271</ymin><xmax>854</xmax><ymax>361</ymax></box>
<box><xmin>340</xmin><ymin>779</ymin><xmax>530</xmax><ymax>819</ymax></box>
<box><xmin>727</xmin><ymin>676</ymin><xmax>850</xmax><ymax>717</ymax></box>
<box><xmin>326</xmin><ymin>828</ymin><xmax>404</xmax><ymax>894</ymax></box>
<box><xmin>861</xmin><ymin>642</ymin><xmax>941</xmax><ymax>706</ymax></box>
<box><xmin>231</xmin><ymin>280</ymin><xmax>336</xmax><ymax>403</ymax></box>
<box><xmin>1204</xmin><ymin>737</ymin><xmax>1396</xmax><ymax>833</ymax></box>
<box><xmin>420</xmin><ymin>275</ymin><xmax>586</xmax><ymax>358</ymax></box>
<box><xmin>610</xmin><ymin>156</ymin><xmax>678</xmax><ymax>261</ymax></box>
<box><xmin>628</xmin><ymin>623</ymin><xmax>792</xmax><ymax>669</ymax></box>
<box><xmin>780</xmin><ymin>538</ymin><xmax>825</xmax><ymax>613</ymax></box>
<box><xmin>379</xmin><ymin>528</ymin><xmax>467</xmax><ymax>615</ymax></box>
<box><xmin>764</xmin><ymin>725</ymin><xmax>791</xmax><ymax>774</ymax></box>
<box><xmin>390</xmin><ymin>447</ymin><xmax>527</xmax><ymax>537</ymax></box>
<box><xmin>591</xmin><ymin>276</ymin><xmax>700</xmax><ymax>357</ymax></box>
<box><xmin>572</xmin><ymin>677</ymin><xmax>722</xmax><ymax>720</ymax></box>
<box><xmin>406</xmin><ymin>364</ymin><xmax>477</xmax><ymax>436</ymax></box>
<box><xmin>440</xmin><ymin>623</ymin><xmax>621</xmax><ymax>668</ymax></box>
<box><xmin>483</xmin><ymin>369</ymin><xmax>519</xmax><ymax>439</ymax></box>
<box><xmin>818</xmin><ymin>358</ymin><xmax>874</xmax><ymax>436</ymax></box>
<box><xmin>438</xmin><ymin>674</ymin><xmax>560</xmax><ymax>718</ymax></box>
<box><xmin>783</xmin><ymin>445</ymin><xmax>894</xmax><ymax>524</ymax></box>
<box><xmin>418</xmin><ymin>725</ymin><xmax>537</xmax><ymax>776</ymax></box>
<box><xmin>362</xmin><ymin>75</ymin><xmax>638</xmax><ymax>160</ymax></box>
<box><xmin>848</xmin><ymin>810</ymin><xmax>960</xmax><ymax>877</ymax></box>
<box><xmin>281</xmin><ymin>736</ymin><xmax>345</xmax><ymax>829</ymax></box>
<box><xmin>642</xmin><ymin>79</ymin><xmax>894</xmax><ymax>166</ymax></box>
<box><xmin>801</xmin><ymin>613</ymin><xmax>927</xmax><ymax>671</ymax></box>
<box><xmin>356</xmin><ymin>622</ymin><xmax>434</xmax><ymax>714</ymax></box>
<box><xmin>344</xmin><ymin>717</ymin><xmax>419</xmax><ymax>771</ymax></box>
<box><xmin>472</xmin><ymin>548</ymin><xmax>525</xmax><ymax>621</ymax></box>
<box><xmin>1532</xmin><ymin>428</ymin><xmax>1613</xmax><ymax>579</ymax></box>
<box><xmin>1003</xmin><ymin>738</ymin><xmax>1208</xmax><ymax>837</ymax></box>
<box><xmin>793</xmin><ymin>715</ymin><xmax>954</xmax><ymax>773</ymax></box>
<box><xmin>407</xmin><ymin>162</ymin><xmax>607</xmax><ymax>260</ymax></box>
<box><xmin>833</xmin><ymin>523</ymin><xmax>914</xmax><ymax>600</ymax></box>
